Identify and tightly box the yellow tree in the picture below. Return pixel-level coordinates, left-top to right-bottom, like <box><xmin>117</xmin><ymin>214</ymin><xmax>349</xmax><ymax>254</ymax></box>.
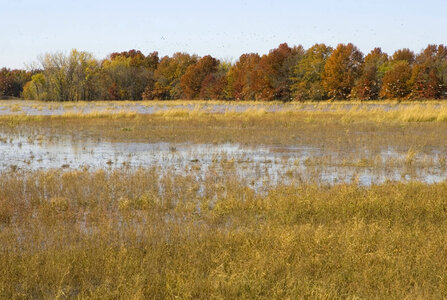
<box><xmin>22</xmin><ymin>73</ymin><xmax>47</xmax><ymax>100</ymax></box>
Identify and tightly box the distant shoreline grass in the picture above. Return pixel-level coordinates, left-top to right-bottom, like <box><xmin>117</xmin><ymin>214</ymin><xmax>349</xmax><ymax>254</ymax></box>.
<box><xmin>1</xmin><ymin>99</ymin><xmax>447</xmax><ymax>123</ymax></box>
<box><xmin>1</xmin><ymin>105</ymin><xmax>446</xmax><ymax>153</ymax></box>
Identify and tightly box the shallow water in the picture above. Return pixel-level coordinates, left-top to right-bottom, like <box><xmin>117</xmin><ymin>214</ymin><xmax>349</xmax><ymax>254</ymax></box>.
<box><xmin>0</xmin><ymin>131</ymin><xmax>446</xmax><ymax>188</ymax></box>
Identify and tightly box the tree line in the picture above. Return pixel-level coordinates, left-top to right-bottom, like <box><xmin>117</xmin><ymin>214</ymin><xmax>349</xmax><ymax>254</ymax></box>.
<box><xmin>1</xmin><ymin>43</ymin><xmax>447</xmax><ymax>101</ymax></box>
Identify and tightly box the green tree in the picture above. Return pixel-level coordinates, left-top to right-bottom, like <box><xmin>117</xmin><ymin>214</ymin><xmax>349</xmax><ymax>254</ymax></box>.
<box><xmin>291</xmin><ymin>43</ymin><xmax>333</xmax><ymax>100</ymax></box>
<box><xmin>102</xmin><ymin>50</ymin><xmax>154</xmax><ymax>100</ymax></box>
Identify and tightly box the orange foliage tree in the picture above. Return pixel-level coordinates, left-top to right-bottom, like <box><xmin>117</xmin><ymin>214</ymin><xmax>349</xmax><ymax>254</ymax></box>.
<box><xmin>322</xmin><ymin>43</ymin><xmax>363</xmax><ymax>99</ymax></box>
<box><xmin>144</xmin><ymin>53</ymin><xmax>198</xmax><ymax>100</ymax></box>
<box><xmin>226</xmin><ymin>53</ymin><xmax>262</xmax><ymax>100</ymax></box>
<box><xmin>380</xmin><ymin>61</ymin><xmax>412</xmax><ymax>99</ymax></box>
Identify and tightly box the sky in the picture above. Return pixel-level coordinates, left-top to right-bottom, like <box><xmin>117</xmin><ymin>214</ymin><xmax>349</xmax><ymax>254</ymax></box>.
<box><xmin>1</xmin><ymin>0</ymin><xmax>446</xmax><ymax>69</ymax></box>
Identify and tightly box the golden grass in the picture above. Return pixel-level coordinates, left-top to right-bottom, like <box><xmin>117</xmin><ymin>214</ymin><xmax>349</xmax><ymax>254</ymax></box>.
<box><xmin>1</xmin><ymin>167</ymin><xmax>447</xmax><ymax>298</ymax></box>
<box><xmin>1</xmin><ymin>107</ymin><xmax>447</xmax><ymax>158</ymax></box>
<box><xmin>2</xmin><ymin>99</ymin><xmax>447</xmax><ymax>124</ymax></box>
<box><xmin>1</xmin><ymin>100</ymin><xmax>447</xmax><ymax>298</ymax></box>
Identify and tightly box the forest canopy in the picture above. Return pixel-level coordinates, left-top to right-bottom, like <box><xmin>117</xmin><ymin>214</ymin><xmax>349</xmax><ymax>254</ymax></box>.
<box><xmin>2</xmin><ymin>43</ymin><xmax>447</xmax><ymax>101</ymax></box>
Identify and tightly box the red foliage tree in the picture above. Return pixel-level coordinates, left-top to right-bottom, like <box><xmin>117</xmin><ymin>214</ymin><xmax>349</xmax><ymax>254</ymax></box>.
<box><xmin>409</xmin><ymin>45</ymin><xmax>447</xmax><ymax>99</ymax></box>
<box><xmin>353</xmin><ymin>48</ymin><xmax>388</xmax><ymax>100</ymax></box>
<box><xmin>255</xmin><ymin>43</ymin><xmax>304</xmax><ymax>101</ymax></box>
<box><xmin>180</xmin><ymin>55</ymin><xmax>220</xmax><ymax>99</ymax></box>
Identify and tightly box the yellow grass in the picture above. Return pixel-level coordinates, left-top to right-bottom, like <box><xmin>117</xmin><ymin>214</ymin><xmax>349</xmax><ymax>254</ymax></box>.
<box><xmin>1</xmin><ymin>168</ymin><xmax>447</xmax><ymax>298</ymax></box>
<box><xmin>2</xmin><ymin>100</ymin><xmax>447</xmax><ymax>124</ymax></box>
<box><xmin>1</xmin><ymin>100</ymin><xmax>447</xmax><ymax>298</ymax></box>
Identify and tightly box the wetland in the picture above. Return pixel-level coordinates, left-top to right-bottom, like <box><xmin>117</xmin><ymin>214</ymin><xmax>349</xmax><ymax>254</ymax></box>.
<box><xmin>1</xmin><ymin>101</ymin><xmax>447</xmax><ymax>299</ymax></box>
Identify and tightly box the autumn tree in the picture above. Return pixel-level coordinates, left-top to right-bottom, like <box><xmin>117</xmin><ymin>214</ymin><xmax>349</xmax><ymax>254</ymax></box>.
<box><xmin>41</xmin><ymin>51</ymin><xmax>75</xmax><ymax>101</ymax></box>
<box><xmin>145</xmin><ymin>51</ymin><xmax>160</xmax><ymax>71</ymax></box>
<box><xmin>0</xmin><ymin>68</ymin><xmax>31</xmax><ymax>98</ymax></box>
<box><xmin>102</xmin><ymin>49</ymin><xmax>154</xmax><ymax>100</ymax></box>
<box><xmin>22</xmin><ymin>73</ymin><xmax>47</xmax><ymax>100</ymax></box>
<box><xmin>144</xmin><ymin>52</ymin><xmax>198</xmax><ymax>100</ymax></box>
<box><xmin>254</xmin><ymin>43</ymin><xmax>304</xmax><ymax>101</ymax></box>
<box><xmin>410</xmin><ymin>65</ymin><xmax>442</xmax><ymax>99</ymax></box>
<box><xmin>28</xmin><ymin>50</ymin><xmax>103</xmax><ymax>101</ymax></box>
<box><xmin>322</xmin><ymin>43</ymin><xmax>364</xmax><ymax>99</ymax></box>
<box><xmin>10</xmin><ymin>43</ymin><xmax>447</xmax><ymax>101</ymax></box>
<box><xmin>378</xmin><ymin>49</ymin><xmax>416</xmax><ymax>99</ymax></box>
<box><xmin>380</xmin><ymin>61</ymin><xmax>412</xmax><ymax>98</ymax></box>
<box><xmin>392</xmin><ymin>48</ymin><xmax>415</xmax><ymax>64</ymax></box>
<box><xmin>352</xmin><ymin>48</ymin><xmax>388</xmax><ymax>100</ymax></box>
<box><xmin>180</xmin><ymin>55</ymin><xmax>220</xmax><ymax>99</ymax></box>
<box><xmin>409</xmin><ymin>45</ymin><xmax>447</xmax><ymax>99</ymax></box>
<box><xmin>199</xmin><ymin>61</ymin><xmax>231</xmax><ymax>100</ymax></box>
<box><xmin>226</xmin><ymin>53</ymin><xmax>261</xmax><ymax>100</ymax></box>
<box><xmin>291</xmin><ymin>43</ymin><xmax>332</xmax><ymax>100</ymax></box>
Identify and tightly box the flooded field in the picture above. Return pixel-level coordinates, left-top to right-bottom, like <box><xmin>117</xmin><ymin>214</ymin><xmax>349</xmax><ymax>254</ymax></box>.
<box><xmin>2</xmin><ymin>101</ymin><xmax>447</xmax><ymax>299</ymax></box>
<box><xmin>1</xmin><ymin>101</ymin><xmax>447</xmax><ymax>188</ymax></box>
<box><xmin>1</xmin><ymin>130</ymin><xmax>447</xmax><ymax>188</ymax></box>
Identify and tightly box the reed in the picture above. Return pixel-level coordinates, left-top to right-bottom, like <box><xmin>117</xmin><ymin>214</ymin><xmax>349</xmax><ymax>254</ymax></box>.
<box><xmin>0</xmin><ymin>168</ymin><xmax>447</xmax><ymax>298</ymax></box>
<box><xmin>1</xmin><ymin>100</ymin><xmax>447</xmax><ymax>298</ymax></box>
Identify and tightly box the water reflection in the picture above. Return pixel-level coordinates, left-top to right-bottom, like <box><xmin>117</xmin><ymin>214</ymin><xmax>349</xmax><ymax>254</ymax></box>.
<box><xmin>0</xmin><ymin>132</ymin><xmax>446</xmax><ymax>188</ymax></box>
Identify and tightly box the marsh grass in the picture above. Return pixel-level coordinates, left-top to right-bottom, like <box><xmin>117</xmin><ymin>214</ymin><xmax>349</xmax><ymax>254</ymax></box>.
<box><xmin>1</xmin><ymin>101</ymin><xmax>447</xmax><ymax>298</ymax></box>
<box><xmin>2</xmin><ymin>105</ymin><xmax>447</xmax><ymax>155</ymax></box>
<box><xmin>1</xmin><ymin>167</ymin><xmax>447</xmax><ymax>298</ymax></box>
<box><xmin>3</xmin><ymin>100</ymin><xmax>447</xmax><ymax>123</ymax></box>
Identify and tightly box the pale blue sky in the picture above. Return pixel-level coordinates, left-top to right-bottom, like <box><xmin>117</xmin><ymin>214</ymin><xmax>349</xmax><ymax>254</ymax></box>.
<box><xmin>1</xmin><ymin>0</ymin><xmax>445</xmax><ymax>68</ymax></box>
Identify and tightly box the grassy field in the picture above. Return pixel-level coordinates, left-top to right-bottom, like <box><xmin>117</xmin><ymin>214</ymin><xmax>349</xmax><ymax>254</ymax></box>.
<box><xmin>1</xmin><ymin>101</ymin><xmax>447</xmax><ymax>299</ymax></box>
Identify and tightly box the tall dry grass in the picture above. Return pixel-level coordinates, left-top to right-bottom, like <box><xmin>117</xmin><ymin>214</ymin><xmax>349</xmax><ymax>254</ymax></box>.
<box><xmin>1</xmin><ymin>167</ymin><xmax>447</xmax><ymax>298</ymax></box>
<box><xmin>2</xmin><ymin>100</ymin><xmax>447</xmax><ymax>123</ymax></box>
<box><xmin>1</xmin><ymin>100</ymin><xmax>447</xmax><ymax>298</ymax></box>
